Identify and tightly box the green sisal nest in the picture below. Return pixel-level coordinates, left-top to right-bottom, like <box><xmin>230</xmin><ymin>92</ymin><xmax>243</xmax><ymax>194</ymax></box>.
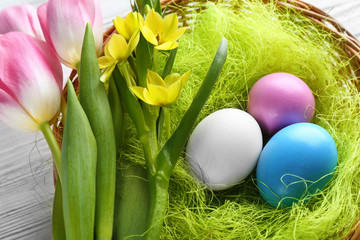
<box><xmin>120</xmin><ymin>1</ymin><xmax>360</xmax><ymax>239</ymax></box>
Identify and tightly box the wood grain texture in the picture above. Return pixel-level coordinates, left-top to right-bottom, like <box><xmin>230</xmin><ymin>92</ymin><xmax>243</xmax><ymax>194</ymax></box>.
<box><xmin>0</xmin><ymin>0</ymin><xmax>359</xmax><ymax>239</ymax></box>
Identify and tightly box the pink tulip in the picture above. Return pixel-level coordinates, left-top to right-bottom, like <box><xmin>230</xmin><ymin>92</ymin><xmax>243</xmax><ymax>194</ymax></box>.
<box><xmin>37</xmin><ymin>0</ymin><xmax>103</xmax><ymax>68</ymax></box>
<box><xmin>0</xmin><ymin>4</ymin><xmax>44</xmax><ymax>40</ymax></box>
<box><xmin>0</xmin><ymin>32</ymin><xmax>63</xmax><ymax>131</ymax></box>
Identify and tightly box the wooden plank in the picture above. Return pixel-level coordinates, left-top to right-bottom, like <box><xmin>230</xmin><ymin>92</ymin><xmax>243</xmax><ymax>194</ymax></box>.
<box><xmin>0</xmin><ymin>125</ymin><xmax>54</xmax><ymax>239</ymax></box>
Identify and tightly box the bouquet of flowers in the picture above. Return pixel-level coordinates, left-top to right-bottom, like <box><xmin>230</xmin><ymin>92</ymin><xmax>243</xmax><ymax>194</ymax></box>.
<box><xmin>0</xmin><ymin>0</ymin><xmax>227</xmax><ymax>239</ymax></box>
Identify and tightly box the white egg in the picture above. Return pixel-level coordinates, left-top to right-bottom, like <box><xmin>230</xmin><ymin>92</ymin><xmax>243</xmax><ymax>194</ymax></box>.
<box><xmin>186</xmin><ymin>108</ymin><xmax>263</xmax><ymax>191</ymax></box>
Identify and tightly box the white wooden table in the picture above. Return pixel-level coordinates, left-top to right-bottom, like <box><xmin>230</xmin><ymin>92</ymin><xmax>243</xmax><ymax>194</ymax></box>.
<box><xmin>0</xmin><ymin>0</ymin><xmax>359</xmax><ymax>239</ymax></box>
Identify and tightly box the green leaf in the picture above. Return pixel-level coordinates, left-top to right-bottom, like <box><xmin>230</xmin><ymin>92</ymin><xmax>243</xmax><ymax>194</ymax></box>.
<box><xmin>136</xmin><ymin>35</ymin><xmax>154</xmax><ymax>87</ymax></box>
<box><xmin>133</xmin><ymin>0</ymin><xmax>142</xmax><ymax>12</ymax></box>
<box><xmin>156</xmin><ymin>38</ymin><xmax>228</xmax><ymax>179</ymax></box>
<box><xmin>113</xmin><ymin>66</ymin><xmax>158</xmax><ymax>175</ymax></box>
<box><xmin>113</xmin><ymin>161</ymin><xmax>149</xmax><ymax>240</ymax></box>
<box><xmin>128</xmin><ymin>56</ymin><xmax>138</xmax><ymax>81</ymax></box>
<box><xmin>162</xmin><ymin>48</ymin><xmax>178</xmax><ymax>79</ymax></box>
<box><xmin>113</xmin><ymin>66</ymin><xmax>148</xmax><ymax>137</ymax></box>
<box><xmin>79</xmin><ymin>23</ymin><xmax>116</xmax><ymax>240</ymax></box>
<box><xmin>141</xmin><ymin>0</ymin><xmax>161</xmax><ymax>14</ymax></box>
<box><xmin>157</xmin><ymin>107</ymin><xmax>165</xmax><ymax>145</ymax></box>
<box><xmin>61</xmin><ymin>80</ymin><xmax>97</xmax><ymax>240</ymax></box>
<box><xmin>52</xmin><ymin>180</ymin><xmax>66</xmax><ymax>240</ymax></box>
<box><xmin>108</xmin><ymin>76</ymin><xmax>124</xmax><ymax>157</ymax></box>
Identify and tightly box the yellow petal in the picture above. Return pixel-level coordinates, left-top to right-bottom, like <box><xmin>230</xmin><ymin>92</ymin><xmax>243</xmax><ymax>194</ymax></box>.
<box><xmin>143</xmin><ymin>89</ymin><xmax>161</xmax><ymax>106</ymax></box>
<box><xmin>98</xmin><ymin>56</ymin><xmax>115</xmax><ymax>69</ymax></box>
<box><xmin>100</xmin><ymin>63</ymin><xmax>116</xmax><ymax>82</ymax></box>
<box><xmin>124</xmin><ymin>12</ymin><xmax>143</xmax><ymax>40</ymax></box>
<box><xmin>165</xmin><ymin>79</ymin><xmax>182</xmax><ymax>104</ymax></box>
<box><xmin>141</xmin><ymin>25</ymin><xmax>158</xmax><ymax>46</ymax></box>
<box><xmin>163</xmin><ymin>13</ymin><xmax>178</xmax><ymax>38</ymax></box>
<box><xmin>113</xmin><ymin>16</ymin><xmax>131</xmax><ymax>40</ymax></box>
<box><xmin>180</xmin><ymin>70</ymin><xmax>191</xmax><ymax>89</ymax></box>
<box><xmin>155</xmin><ymin>41</ymin><xmax>179</xmax><ymax>50</ymax></box>
<box><xmin>164</xmin><ymin>27</ymin><xmax>187</xmax><ymax>42</ymax></box>
<box><xmin>130</xmin><ymin>86</ymin><xmax>147</xmax><ymax>103</ymax></box>
<box><xmin>108</xmin><ymin>34</ymin><xmax>128</xmax><ymax>61</ymax></box>
<box><xmin>163</xmin><ymin>73</ymin><xmax>181</xmax><ymax>87</ymax></box>
<box><xmin>125</xmin><ymin>12</ymin><xmax>138</xmax><ymax>28</ymax></box>
<box><xmin>147</xmin><ymin>70</ymin><xmax>166</xmax><ymax>87</ymax></box>
<box><xmin>147</xmin><ymin>84</ymin><xmax>168</xmax><ymax>106</ymax></box>
<box><xmin>104</xmin><ymin>41</ymin><xmax>111</xmax><ymax>57</ymax></box>
<box><xmin>137</xmin><ymin>12</ymin><xmax>145</xmax><ymax>27</ymax></box>
<box><xmin>130</xmin><ymin>75</ymin><xmax>137</xmax><ymax>87</ymax></box>
<box><xmin>144</xmin><ymin>9</ymin><xmax>164</xmax><ymax>36</ymax></box>
<box><xmin>126</xmin><ymin>30</ymin><xmax>140</xmax><ymax>57</ymax></box>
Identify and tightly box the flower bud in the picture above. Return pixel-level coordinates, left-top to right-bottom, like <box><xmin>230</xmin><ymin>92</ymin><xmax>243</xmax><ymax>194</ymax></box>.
<box><xmin>0</xmin><ymin>4</ymin><xmax>44</xmax><ymax>40</ymax></box>
<box><xmin>0</xmin><ymin>32</ymin><xmax>63</xmax><ymax>131</ymax></box>
<box><xmin>37</xmin><ymin>0</ymin><xmax>103</xmax><ymax>68</ymax></box>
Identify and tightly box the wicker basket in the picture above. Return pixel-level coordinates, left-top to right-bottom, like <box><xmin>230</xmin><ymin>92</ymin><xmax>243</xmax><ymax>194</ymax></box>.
<box><xmin>53</xmin><ymin>0</ymin><xmax>360</xmax><ymax>239</ymax></box>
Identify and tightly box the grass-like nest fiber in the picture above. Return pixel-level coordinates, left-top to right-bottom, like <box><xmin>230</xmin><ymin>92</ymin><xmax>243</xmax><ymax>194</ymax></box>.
<box><xmin>121</xmin><ymin>0</ymin><xmax>360</xmax><ymax>239</ymax></box>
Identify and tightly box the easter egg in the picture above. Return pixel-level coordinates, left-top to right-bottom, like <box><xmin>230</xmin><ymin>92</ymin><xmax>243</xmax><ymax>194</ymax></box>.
<box><xmin>186</xmin><ymin>108</ymin><xmax>263</xmax><ymax>191</ymax></box>
<box><xmin>247</xmin><ymin>72</ymin><xmax>315</xmax><ymax>136</ymax></box>
<box><xmin>256</xmin><ymin>123</ymin><xmax>337</xmax><ymax>208</ymax></box>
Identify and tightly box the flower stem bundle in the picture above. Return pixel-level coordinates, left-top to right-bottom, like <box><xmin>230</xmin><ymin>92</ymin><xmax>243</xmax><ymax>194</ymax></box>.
<box><xmin>101</xmin><ymin>0</ymin><xmax>228</xmax><ymax>238</ymax></box>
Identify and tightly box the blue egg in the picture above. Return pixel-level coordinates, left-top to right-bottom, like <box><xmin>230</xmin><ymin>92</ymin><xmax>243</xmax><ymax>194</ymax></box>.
<box><xmin>256</xmin><ymin>123</ymin><xmax>337</xmax><ymax>208</ymax></box>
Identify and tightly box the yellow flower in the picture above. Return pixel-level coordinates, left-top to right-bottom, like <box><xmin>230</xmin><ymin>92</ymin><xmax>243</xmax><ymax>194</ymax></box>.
<box><xmin>141</xmin><ymin>9</ymin><xmax>187</xmax><ymax>50</ymax></box>
<box><xmin>130</xmin><ymin>69</ymin><xmax>190</xmax><ymax>106</ymax></box>
<box><xmin>113</xmin><ymin>11</ymin><xmax>144</xmax><ymax>41</ymax></box>
<box><xmin>98</xmin><ymin>31</ymin><xmax>140</xmax><ymax>82</ymax></box>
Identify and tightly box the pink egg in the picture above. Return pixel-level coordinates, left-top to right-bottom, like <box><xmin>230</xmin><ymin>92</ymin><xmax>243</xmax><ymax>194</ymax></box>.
<box><xmin>247</xmin><ymin>72</ymin><xmax>315</xmax><ymax>136</ymax></box>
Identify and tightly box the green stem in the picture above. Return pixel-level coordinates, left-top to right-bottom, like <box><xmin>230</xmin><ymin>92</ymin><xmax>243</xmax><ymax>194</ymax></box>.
<box><xmin>119</xmin><ymin>63</ymin><xmax>132</xmax><ymax>87</ymax></box>
<box><xmin>146</xmin><ymin>174</ymin><xmax>169</xmax><ymax>240</ymax></box>
<box><xmin>139</xmin><ymin>133</ymin><xmax>157</xmax><ymax>175</ymax></box>
<box><xmin>163</xmin><ymin>107</ymin><xmax>171</xmax><ymax>138</ymax></box>
<box><xmin>140</xmin><ymin>108</ymin><xmax>159</xmax><ymax>175</ymax></box>
<box><xmin>39</xmin><ymin>121</ymin><xmax>62</xmax><ymax>183</ymax></box>
<box><xmin>152</xmin><ymin>48</ymin><xmax>159</xmax><ymax>72</ymax></box>
<box><xmin>113</xmin><ymin>66</ymin><xmax>158</xmax><ymax>175</ymax></box>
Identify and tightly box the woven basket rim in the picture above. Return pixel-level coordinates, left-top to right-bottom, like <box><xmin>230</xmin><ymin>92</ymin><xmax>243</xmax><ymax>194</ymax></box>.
<box><xmin>53</xmin><ymin>1</ymin><xmax>360</xmax><ymax>238</ymax></box>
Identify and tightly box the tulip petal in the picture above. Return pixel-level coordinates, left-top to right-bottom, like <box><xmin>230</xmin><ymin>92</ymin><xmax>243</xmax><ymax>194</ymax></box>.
<box><xmin>130</xmin><ymin>86</ymin><xmax>148</xmax><ymax>103</ymax></box>
<box><xmin>0</xmin><ymin>89</ymin><xmax>39</xmax><ymax>131</ymax></box>
<box><xmin>108</xmin><ymin>34</ymin><xmax>128</xmax><ymax>61</ymax></box>
<box><xmin>155</xmin><ymin>41</ymin><xmax>179</xmax><ymax>50</ymax></box>
<box><xmin>104</xmin><ymin>42</ymin><xmax>111</xmax><ymax>57</ymax></box>
<box><xmin>147</xmin><ymin>84</ymin><xmax>168</xmax><ymax>106</ymax></box>
<box><xmin>37</xmin><ymin>3</ymin><xmax>52</xmax><ymax>45</ymax></box>
<box><xmin>124</xmin><ymin>12</ymin><xmax>139</xmax><ymax>39</ymax></box>
<box><xmin>127</xmin><ymin>30</ymin><xmax>140</xmax><ymax>57</ymax></box>
<box><xmin>143</xmin><ymin>88</ymin><xmax>160</xmax><ymax>106</ymax></box>
<box><xmin>164</xmin><ymin>27</ymin><xmax>187</xmax><ymax>43</ymax></box>
<box><xmin>0</xmin><ymin>4</ymin><xmax>44</xmax><ymax>40</ymax></box>
<box><xmin>141</xmin><ymin>25</ymin><xmax>158</xmax><ymax>46</ymax></box>
<box><xmin>166</xmin><ymin>79</ymin><xmax>183</xmax><ymax>104</ymax></box>
<box><xmin>137</xmin><ymin>12</ymin><xmax>145</xmax><ymax>28</ymax></box>
<box><xmin>113</xmin><ymin>16</ymin><xmax>130</xmax><ymax>40</ymax></box>
<box><xmin>100</xmin><ymin>63</ymin><xmax>116</xmax><ymax>83</ymax></box>
<box><xmin>47</xmin><ymin>0</ymin><xmax>99</xmax><ymax>67</ymax></box>
<box><xmin>0</xmin><ymin>32</ymin><xmax>62</xmax><ymax>130</ymax></box>
<box><xmin>180</xmin><ymin>70</ymin><xmax>191</xmax><ymax>89</ymax></box>
<box><xmin>93</xmin><ymin>0</ymin><xmax>103</xmax><ymax>57</ymax></box>
<box><xmin>98</xmin><ymin>56</ymin><xmax>115</xmax><ymax>69</ymax></box>
<box><xmin>164</xmin><ymin>73</ymin><xmax>181</xmax><ymax>87</ymax></box>
<box><xmin>147</xmin><ymin>70</ymin><xmax>166</xmax><ymax>87</ymax></box>
<box><xmin>163</xmin><ymin>13</ymin><xmax>178</xmax><ymax>39</ymax></box>
<box><xmin>144</xmin><ymin>9</ymin><xmax>164</xmax><ymax>36</ymax></box>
